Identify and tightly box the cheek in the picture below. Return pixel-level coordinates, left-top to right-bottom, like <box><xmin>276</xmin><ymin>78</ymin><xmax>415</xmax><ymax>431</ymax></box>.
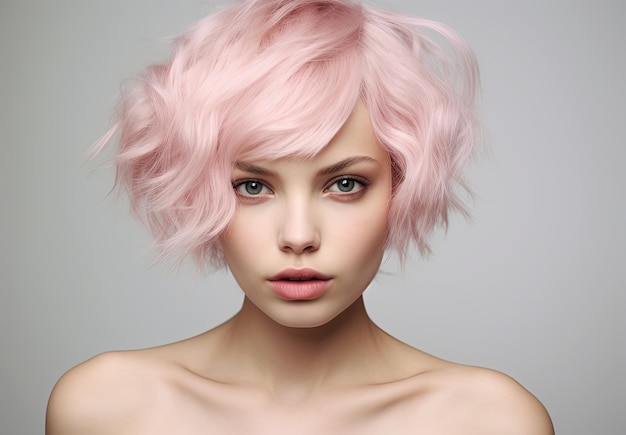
<box><xmin>221</xmin><ymin>210</ymin><xmax>268</xmax><ymax>265</ymax></box>
<box><xmin>327</xmin><ymin>201</ymin><xmax>389</xmax><ymax>253</ymax></box>
<box><xmin>326</xmin><ymin>207</ymin><xmax>388</xmax><ymax>293</ymax></box>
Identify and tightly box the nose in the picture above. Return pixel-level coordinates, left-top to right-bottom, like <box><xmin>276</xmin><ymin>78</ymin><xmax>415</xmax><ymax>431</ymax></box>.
<box><xmin>277</xmin><ymin>198</ymin><xmax>320</xmax><ymax>254</ymax></box>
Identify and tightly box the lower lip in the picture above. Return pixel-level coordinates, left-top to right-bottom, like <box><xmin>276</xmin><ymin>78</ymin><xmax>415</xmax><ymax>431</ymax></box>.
<box><xmin>268</xmin><ymin>279</ymin><xmax>331</xmax><ymax>300</ymax></box>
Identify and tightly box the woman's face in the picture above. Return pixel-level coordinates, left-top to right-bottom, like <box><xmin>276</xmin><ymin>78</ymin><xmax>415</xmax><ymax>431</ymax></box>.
<box><xmin>221</xmin><ymin>102</ymin><xmax>392</xmax><ymax>328</ymax></box>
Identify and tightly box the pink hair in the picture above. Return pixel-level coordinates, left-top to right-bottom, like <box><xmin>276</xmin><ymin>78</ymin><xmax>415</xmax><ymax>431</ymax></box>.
<box><xmin>95</xmin><ymin>0</ymin><xmax>481</xmax><ymax>269</ymax></box>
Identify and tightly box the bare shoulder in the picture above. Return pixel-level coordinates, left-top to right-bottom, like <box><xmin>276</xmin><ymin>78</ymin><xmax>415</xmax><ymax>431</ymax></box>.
<box><xmin>420</xmin><ymin>363</ymin><xmax>554</xmax><ymax>435</ymax></box>
<box><xmin>46</xmin><ymin>350</ymin><xmax>169</xmax><ymax>435</ymax></box>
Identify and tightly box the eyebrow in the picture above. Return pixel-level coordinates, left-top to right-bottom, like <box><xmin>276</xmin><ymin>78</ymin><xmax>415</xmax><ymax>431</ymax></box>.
<box><xmin>235</xmin><ymin>156</ymin><xmax>379</xmax><ymax>177</ymax></box>
<box><xmin>317</xmin><ymin>156</ymin><xmax>379</xmax><ymax>176</ymax></box>
<box><xmin>234</xmin><ymin>161</ymin><xmax>275</xmax><ymax>176</ymax></box>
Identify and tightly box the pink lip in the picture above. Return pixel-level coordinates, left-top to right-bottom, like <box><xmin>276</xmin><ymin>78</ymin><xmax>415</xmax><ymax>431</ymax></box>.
<box><xmin>268</xmin><ymin>268</ymin><xmax>331</xmax><ymax>300</ymax></box>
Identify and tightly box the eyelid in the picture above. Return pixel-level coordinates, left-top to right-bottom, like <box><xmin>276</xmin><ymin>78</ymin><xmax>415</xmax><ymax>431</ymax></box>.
<box><xmin>326</xmin><ymin>175</ymin><xmax>369</xmax><ymax>187</ymax></box>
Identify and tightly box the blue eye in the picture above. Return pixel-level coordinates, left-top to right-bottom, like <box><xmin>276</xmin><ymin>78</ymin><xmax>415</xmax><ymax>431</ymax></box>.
<box><xmin>327</xmin><ymin>177</ymin><xmax>365</xmax><ymax>193</ymax></box>
<box><xmin>234</xmin><ymin>180</ymin><xmax>271</xmax><ymax>196</ymax></box>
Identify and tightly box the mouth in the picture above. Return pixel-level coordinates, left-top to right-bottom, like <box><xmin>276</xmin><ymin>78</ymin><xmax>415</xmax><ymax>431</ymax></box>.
<box><xmin>267</xmin><ymin>268</ymin><xmax>332</xmax><ymax>300</ymax></box>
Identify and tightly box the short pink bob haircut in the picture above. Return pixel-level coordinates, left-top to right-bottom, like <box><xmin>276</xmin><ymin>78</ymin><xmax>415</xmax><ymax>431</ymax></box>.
<box><xmin>97</xmin><ymin>0</ymin><xmax>480</xmax><ymax>269</ymax></box>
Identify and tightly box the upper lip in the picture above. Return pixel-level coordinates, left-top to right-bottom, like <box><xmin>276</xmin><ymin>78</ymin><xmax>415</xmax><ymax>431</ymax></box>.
<box><xmin>269</xmin><ymin>268</ymin><xmax>331</xmax><ymax>281</ymax></box>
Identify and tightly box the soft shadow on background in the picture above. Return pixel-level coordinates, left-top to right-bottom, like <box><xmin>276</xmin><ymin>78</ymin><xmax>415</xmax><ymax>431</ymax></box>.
<box><xmin>1</xmin><ymin>1</ymin><xmax>624</xmax><ymax>434</ymax></box>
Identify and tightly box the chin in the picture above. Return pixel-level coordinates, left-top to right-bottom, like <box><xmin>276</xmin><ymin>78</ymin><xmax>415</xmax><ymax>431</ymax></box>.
<box><xmin>264</xmin><ymin>297</ymin><xmax>361</xmax><ymax>330</ymax></box>
<box><xmin>270</xmin><ymin>308</ymin><xmax>341</xmax><ymax>329</ymax></box>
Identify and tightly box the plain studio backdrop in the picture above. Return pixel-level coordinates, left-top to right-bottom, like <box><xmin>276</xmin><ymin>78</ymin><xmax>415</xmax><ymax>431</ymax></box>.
<box><xmin>1</xmin><ymin>0</ymin><xmax>624</xmax><ymax>433</ymax></box>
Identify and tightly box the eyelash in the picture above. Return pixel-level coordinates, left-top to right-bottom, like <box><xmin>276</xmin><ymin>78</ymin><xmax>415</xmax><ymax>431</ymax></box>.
<box><xmin>231</xmin><ymin>176</ymin><xmax>370</xmax><ymax>201</ymax></box>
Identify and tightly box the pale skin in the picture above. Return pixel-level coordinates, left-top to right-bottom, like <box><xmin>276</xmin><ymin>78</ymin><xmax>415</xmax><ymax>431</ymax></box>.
<box><xmin>46</xmin><ymin>103</ymin><xmax>554</xmax><ymax>434</ymax></box>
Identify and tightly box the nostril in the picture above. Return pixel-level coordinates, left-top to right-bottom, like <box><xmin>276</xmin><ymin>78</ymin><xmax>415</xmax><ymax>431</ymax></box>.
<box><xmin>278</xmin><ymin>236</ymin><xmax>320</xmax><ymax>254</ymax></box>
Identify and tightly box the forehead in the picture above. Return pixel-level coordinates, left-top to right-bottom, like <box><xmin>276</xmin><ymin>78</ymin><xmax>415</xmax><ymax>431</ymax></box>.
<box><xmin>235</xmin><ymin>101</ymin><xmax>388</xmax><ymax>171</ymax></box>
<box><xmin>320</xmin><ymin>101</ymin><xmax>383</xmax><ymax>161</ymax></box>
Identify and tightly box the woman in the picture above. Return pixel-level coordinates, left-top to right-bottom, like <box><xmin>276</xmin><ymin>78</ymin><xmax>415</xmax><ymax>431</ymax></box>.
<box><xmin>47</xmin><ymin>0</ymin><xmax>553</xmax><ymax>433</ymax></box>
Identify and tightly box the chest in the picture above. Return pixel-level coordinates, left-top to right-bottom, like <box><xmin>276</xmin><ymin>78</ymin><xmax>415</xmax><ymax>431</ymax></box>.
<box><xmin>135</xmin><ymin>387</ymin><xmax>431</xmax><ymax>435</ymax></box>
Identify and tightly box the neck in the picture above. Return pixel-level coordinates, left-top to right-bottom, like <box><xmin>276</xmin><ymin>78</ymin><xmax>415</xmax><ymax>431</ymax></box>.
<box><xmin>215</xmin><ymin>296</ymin><xmax>391</xmax><ymax>402</ymax></box>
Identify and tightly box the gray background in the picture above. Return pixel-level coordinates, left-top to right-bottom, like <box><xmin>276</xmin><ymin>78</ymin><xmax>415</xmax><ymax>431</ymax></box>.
<box><xmin>1</xmin><ymin>0</ymin><xmax>624</xmax><ymax>434</ymax></box>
